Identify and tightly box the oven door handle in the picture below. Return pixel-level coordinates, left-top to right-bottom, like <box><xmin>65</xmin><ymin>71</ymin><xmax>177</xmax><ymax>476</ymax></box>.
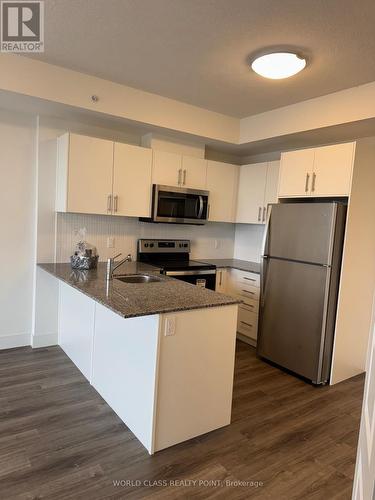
<box><xmin>164</xmin><ymin>269</ymin><xmax>216</xmax><ymax>276</ymax></box>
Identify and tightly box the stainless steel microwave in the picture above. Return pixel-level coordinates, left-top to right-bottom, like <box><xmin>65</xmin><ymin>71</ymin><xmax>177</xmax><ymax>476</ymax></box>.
<box><xmin>141</xmin><ymin>185</ymin><xmax>209</xmax><ymax>224</ymax></box>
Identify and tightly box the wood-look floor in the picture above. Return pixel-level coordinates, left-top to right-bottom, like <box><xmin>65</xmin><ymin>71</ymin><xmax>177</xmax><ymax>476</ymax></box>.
<box><xmin>0</xmin><ymin>341</ymin><xmax>364</xmax><ymax>500</ymax></box>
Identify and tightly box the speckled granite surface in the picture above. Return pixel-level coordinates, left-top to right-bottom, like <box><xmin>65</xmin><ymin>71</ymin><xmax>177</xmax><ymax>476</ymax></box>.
<box><xmin>198</xmin><ymin>259</ymin><xmax>260</xmax><ymax>274</ymax></box>
<box><xmin>38</xmin><ymin>262</ymin><xmax>240</xmax><ymax>319</ymax></box>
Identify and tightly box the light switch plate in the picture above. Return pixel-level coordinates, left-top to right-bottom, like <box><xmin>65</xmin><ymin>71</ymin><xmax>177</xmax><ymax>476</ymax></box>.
<box><xmin>165</xmin><ymin>316</ymin><xmax>176</xmax><ymax>336</ymax></box>
<box><xmin>107</xmin><ymin>237</ymin><xmax>115</xmax><ymax>248</ymax></box>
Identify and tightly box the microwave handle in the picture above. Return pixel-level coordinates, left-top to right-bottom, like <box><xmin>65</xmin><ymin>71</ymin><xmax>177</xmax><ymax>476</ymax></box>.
<box><xmin>197</xmin><ymin>195</ymin><xmax>204</xmax><ymax>219</ymax></box>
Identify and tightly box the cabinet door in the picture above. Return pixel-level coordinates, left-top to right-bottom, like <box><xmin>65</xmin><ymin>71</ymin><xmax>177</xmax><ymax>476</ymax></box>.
<box><xmin>312</xmin><ymin>143</ymin><xmax>355</xmax><ymax>197</ymax></box>
<box><xmin>113</xmin><ymin>143</ymin><xmax>152</xmax><ymax>217</ymax></box>
<box><xmin>66</xmin><ymin>134</ymin><xmax>114</xmax><ymax>214</ymax></box>
<box><xmin>206</xmin><ymin>161</ymin><xmax>239</xmax><ymax>223</ymax></box>
<box><xmin>152</xmin><ymin>150</ymin><xmax>182</xmax><ymax>187</ymax></box>
<box><xmin>181</xmin><ymin>156</ymin><xmax>207</xmax><ymax>189</ymax></box>
<box><xmin>236</xmin><ymin>163</ymin><xmax>267</xmax><ymax>224</ymax></box>
<box><xmin>278</xmin><ymin>149</ymin><xmax>315</xmax><ymax>198</ymax></box>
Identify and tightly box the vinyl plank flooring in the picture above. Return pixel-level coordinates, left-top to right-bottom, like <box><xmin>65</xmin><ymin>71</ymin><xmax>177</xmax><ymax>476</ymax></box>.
<box><xmin>0</xmin><ymin>342</ymin><xmax>364</xmax><ymax>499</ymax></box>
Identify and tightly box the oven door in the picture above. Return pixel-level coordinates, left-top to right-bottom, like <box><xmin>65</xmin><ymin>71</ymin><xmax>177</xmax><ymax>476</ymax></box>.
<box><xmin>153</xmin><ymin>185</ymin><xmax>209</xmax><ymax>224</ymax></box>
<box><xmin>163</xmin><ymin>269</ymin><xmax>216</xmax><ymax>290</ymax></box>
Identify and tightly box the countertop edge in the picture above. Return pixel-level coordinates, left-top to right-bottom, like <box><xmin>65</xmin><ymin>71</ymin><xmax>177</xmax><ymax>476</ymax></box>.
<box><xmin>38</xmin><ymin>264</ymin><xmax>241</xmax><ymax>320</ymax></box>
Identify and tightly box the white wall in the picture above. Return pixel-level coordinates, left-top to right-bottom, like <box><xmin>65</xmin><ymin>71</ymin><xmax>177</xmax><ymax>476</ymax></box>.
<box><xmin>56</xmin><ymin>213</ymin><xmax>235</xmax><ymax>263</ymax></box>
<box><xmin>0</xmin><ymin>109</ymin><xmax>36</xmax><ymax>349</ymax></box>
<box><xmin>233</xmin><ymin>224</ymin><xmax>265</xmax><ymax>263</ymax></box>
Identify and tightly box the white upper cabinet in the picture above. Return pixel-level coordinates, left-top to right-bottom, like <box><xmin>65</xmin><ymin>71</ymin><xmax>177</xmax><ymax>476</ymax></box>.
<box><xmin>152</xmin><ymin>150</ymin><xmax>207</xmax><ymax>189</ymax></box>
<box><xmin>264</xmin><ymin>160</ymin><xmax>281</xmax><ymax>207</ymax></box>
<box><xmin>278</xmin><ymin>142</ymin><xmax>355</xmax><ymax>198</ymax></box>
<box><xmin>152</xmin><ymin>150</ymin><xmax>182</xmax><ymax>187</ymax></box>
<box><xmin>113</xmin><ymin>143</ymin><xmax>152</xmax><ymax>218</ymax></box>
<box><xmin>56</xmin><ymin>133</ymin><xmax>154</xmax><ymax>217</ymax></box>
<box><xmin>278</xmin><ymin>148</ymin><xmax>315</xmax><ymax>198</ymax></box>
<box><xmin>181</xmin><ymin>156</ymin><xmax>207</xmax><ymax>190</ymax></box>
<box><xmin>236</xmin><ymin>163</ymin><xmax>267</xmax><ymax>224</ymax></box>
<box><xmin>206</xmin><ymin>160</ymin><xmax>239</xmax><ymax>223</ymax></box>
<box><xmin>236</xmin><ymin>161</ymin><xmax>280</xmax><ymax>224</ymax></box>
<box><xmin>312</xmin><ymin>143</ymin><xmax>355</xmax><ymax>197</ymax></box>
<box><xmin>56</xmin><ymin>133</ymin><xmax>114</xmax><ymax>215</ymax></box>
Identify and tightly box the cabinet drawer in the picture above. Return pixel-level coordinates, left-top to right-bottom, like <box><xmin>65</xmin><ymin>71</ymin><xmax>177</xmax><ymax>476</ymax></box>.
<box><xmin>234</xmin><ymin>284</ymin><xmax>260</xmax><ymax>301</ymax></box>
<box><xmin>230</xmin><ymin>269</ymin><xmax>260</xmax><ymax>287</ymax></box>
<box><xmin>237</xmin><ymin>309</ymin><xmax>258</xmax><ymax>340</ymax></box>
<box><xmin>238</xmin><ymin>297</ymin><xmax>259</xmax><ymax>314</ymax></box>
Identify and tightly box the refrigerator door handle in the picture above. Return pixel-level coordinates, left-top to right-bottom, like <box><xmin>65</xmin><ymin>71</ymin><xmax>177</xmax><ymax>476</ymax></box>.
<box><xmin>260</xmin><ymin>205</ymin><xmax>272</xmax><ymax>306</ymax></box>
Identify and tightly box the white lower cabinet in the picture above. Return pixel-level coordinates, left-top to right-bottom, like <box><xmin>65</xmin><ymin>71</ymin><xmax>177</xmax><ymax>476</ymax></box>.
<box><xmin>217</xmin><ymin>268</ymin><xmax>260</xmax><ymax>345</ymax></box>
<box><xmin>58</xmin><ymin>282</ymin><xmax>96</xmax><ymax>381</ymax></box>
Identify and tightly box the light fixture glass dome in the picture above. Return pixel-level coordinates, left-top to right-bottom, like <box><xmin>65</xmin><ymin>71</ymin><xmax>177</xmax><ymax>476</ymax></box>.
<box><xmin>251</xmin><ymin>52</ymin><xmax>306</xmax><ymax>79</ymax></box>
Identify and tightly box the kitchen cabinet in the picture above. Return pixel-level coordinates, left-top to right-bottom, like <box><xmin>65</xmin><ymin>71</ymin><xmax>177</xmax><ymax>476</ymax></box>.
<box><xmin>113</xmin><ymin>143</ymin><xmax>152</xmax><ymax>217</ymax></box>
<box><xmin>152</xmin><ymin>150</ymin><xmax>207</xmax><ymax>189</ymax></box>
<box><xmin>236</xmin><ymin>161</ymin><xmax>280</xmax><ymax>224</ymax></box>
<box><xmin>228</xmin><ymin>269</ymin><xmax>260</xmax><ymax>345</ymax></box>
<box><xmin>181</xmin><ymin>156</ymin><xmax>207</xmax><ymax>189</ymax></box>
<box><xmin>56</xmin><ymin>133</ymin><xmax>153</xmax><ymax>217</ymax></box>
<box><xmin>152</xmin><ymin>150</ymin><xmax>182</xmax><ymax>187</ymax></box>
<box><xmin>206</xmin><ymin>160</ymin><xmax>239</xmax><ymax>223</ymax></box>
<box><xmin>278</xmin><ymin>148</ymin><xmax>315</xmax><ymax>198</ymax></box>
<box><xmin>56</xmin><ymin>133</ymin><xmax>114</xmax><ymax>215</ymax></box>
<box><xmin>278</xmin><ymin>142</ymin><xmax>355</xmax><ymax>198</ymax></box>
<box><xmin>312</xmin><ymin>143</ymin><xmax>355</xmax><ymax>197</ymax></box>
<box><xmin>58</xmin><ymin>281</ymin><xmax>95</xmax><ymax>381</ymax></box>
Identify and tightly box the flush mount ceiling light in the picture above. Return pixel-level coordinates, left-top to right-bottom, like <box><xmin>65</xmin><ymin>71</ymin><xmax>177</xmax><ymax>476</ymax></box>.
<box><xmin>250</xmin><ymin>51</ymin><xmax>306</xmax><ymax>79</ymax></box>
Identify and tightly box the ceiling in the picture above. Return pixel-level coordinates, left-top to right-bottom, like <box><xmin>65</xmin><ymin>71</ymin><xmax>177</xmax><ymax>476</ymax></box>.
<box><xmin>27</xmin><ymin>0</ymin><xmax>375</xmax><ymax>118</ymax></box>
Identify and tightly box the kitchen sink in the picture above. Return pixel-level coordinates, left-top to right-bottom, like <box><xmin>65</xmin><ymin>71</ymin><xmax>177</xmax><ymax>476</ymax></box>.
<box><xmin>115</xmin><ymin>274</ymin><xmax>162</xmax><ymax>284</ymax></box>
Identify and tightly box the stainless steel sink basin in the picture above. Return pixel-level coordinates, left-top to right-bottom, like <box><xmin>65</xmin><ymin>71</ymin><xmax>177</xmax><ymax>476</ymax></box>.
<box><xmin>115</xmin><ymin>274</ymin><xmax>162</xmax><ymax>284</ymax></box>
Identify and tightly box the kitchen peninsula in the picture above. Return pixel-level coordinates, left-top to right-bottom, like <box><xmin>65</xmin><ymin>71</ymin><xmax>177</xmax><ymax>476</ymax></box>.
<box><xmin>39</xmin><ymin>262</ymin><xmax>239</xmax><ymax>454</ymax></box>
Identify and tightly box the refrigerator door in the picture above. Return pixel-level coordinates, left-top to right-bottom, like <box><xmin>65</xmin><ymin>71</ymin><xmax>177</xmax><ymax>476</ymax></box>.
<box><xmin>266</xmin><ymin>203</ymin><xmax>337</xmax><ymax>265</ymax></box>
<box><xmin>257</xmin><ymin>257</ymin><xmax>330</xmax><ymax>383</ymax></box>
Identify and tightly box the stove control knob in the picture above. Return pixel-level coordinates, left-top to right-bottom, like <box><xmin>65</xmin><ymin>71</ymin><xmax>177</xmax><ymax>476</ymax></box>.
<box><xmin>150</xmin><ymin>243</ymin><xmax>154</xmax><ymax>248</ymax></box>
<box><xmin>145</xmin><ymin>243</ymin><xmax>149</xmax><ymax>247</ymax></box>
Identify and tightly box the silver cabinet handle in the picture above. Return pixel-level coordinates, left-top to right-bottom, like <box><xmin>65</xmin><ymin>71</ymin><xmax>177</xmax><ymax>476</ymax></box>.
<box><xmin>243</xmin><ymin>277</ymin><xmax>256</xmax><ymax>282</ymax></box>
<box><xmin>312</xmin><ymin>172</ymin><xmax>317</xmax><ymax>192</ymax></box>
<box><xmin>178</xmin><ymin>169</ymin><xmax>182</xmax><ymax>185</ymax></box>
<box><xmin>262</xmin><ymin>206</ymin><xmax>266</xmax><ymax>222</ymax></box>
<box><xmin>183</xmin><ymin>169</ymin><xmax>187</xmax><ymax>185</ymax></box>
<box><xmin>240</xmin><ymin>321</ymin><xmax>253</xmax><ymax>328</ymax></box>
<box><xmin>243</xmin><ymin>302</ymin><xmax>254</xmax><ymax>308</ymax></box>
<box><xmin>305</xmin><ymin>173</ymin><xmax>310</xmax><ymax>193</ymax></box>
<box><xmin>114</xmin><ymin>195</ymin><xmax>118</xmax><ymax>213</ymax></box>
<box><xmin>219</xmin><ymin>270</ymin><xmax>222</xmax><ymax>286</ymax></box>
<box><xmin>107</xmin><ymin>194</ymin><xmax>112</xmax><ymax>213</ymax></box>
<box><xmin>258</xmin><ymin>206</ymin><xmax>262</xmax><ymax>222</ymax></box>
<box><xmin>242</xmin><ymin>289</ymin><xmax>255</xmax><ymax>295</ymax></box>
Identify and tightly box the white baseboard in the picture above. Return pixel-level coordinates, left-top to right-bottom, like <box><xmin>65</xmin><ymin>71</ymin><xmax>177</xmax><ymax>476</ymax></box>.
<box><xmin>0</xmin><ymin>333</ymin><xmax>31</xmax><ymax>350</ymax></box>
<box><xmin>32</xmin><ymin>333</ymin><xmax>58</xmax><ymax>348</ymax></box>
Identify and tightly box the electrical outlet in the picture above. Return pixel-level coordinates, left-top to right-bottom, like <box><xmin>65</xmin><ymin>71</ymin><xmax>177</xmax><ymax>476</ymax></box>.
<box><xmin>214</xmin><ymin>239</ymin><xmax>220</xmax><ymax>249</ymax></box>
<box><xmin>165</xmin><ymin>316</ymin><xmax>176</xmax><ymax>336</ymax></box>
<box><xmin>107</xmin><ymin>236</ymin><xmax>115</xmax><ymax>248</ymax></box>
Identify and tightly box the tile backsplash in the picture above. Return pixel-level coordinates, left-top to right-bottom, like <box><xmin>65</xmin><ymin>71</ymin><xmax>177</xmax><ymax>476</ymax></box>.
<box><xmin>56</xmin><ymin>213</ymin><xmax>236</xmax><ymax>262</ymax></box>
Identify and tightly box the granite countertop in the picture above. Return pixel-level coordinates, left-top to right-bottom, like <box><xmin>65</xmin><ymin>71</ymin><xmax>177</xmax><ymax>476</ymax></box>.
<box><xmin>198</xmin><ymin>259</ymin><xmax>260</xmax><ymax>274</ymax></box>
<box><xmin>38</xmin><ymin>262</ymin><xmax>240</xmax><ymax>320</ymax></box>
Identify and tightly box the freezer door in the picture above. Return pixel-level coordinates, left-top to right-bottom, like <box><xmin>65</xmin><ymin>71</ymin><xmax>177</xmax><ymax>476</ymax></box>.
<box><xmin>257</xmin><ymin>257</ymin><xmax>331</xmax><ymax>383</ymax></box>
<box><xmin>266</xmin><ymin>203</ymin><xmax>337</xmax><ymax>265</ymax></box>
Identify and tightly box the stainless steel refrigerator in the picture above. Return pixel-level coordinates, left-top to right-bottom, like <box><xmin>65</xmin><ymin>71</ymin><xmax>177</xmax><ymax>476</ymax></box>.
<box><xmin>257</xmin><ymin>202</ymin><xmax>347</xmax><ymax>385</ymax></box>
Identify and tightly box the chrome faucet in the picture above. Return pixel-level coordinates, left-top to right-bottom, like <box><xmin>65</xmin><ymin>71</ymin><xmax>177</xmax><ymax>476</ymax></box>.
<box><xmin>106</xmin><ymin>253</ymin><xmax>132</xmax><ymax>280</ymax></box>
